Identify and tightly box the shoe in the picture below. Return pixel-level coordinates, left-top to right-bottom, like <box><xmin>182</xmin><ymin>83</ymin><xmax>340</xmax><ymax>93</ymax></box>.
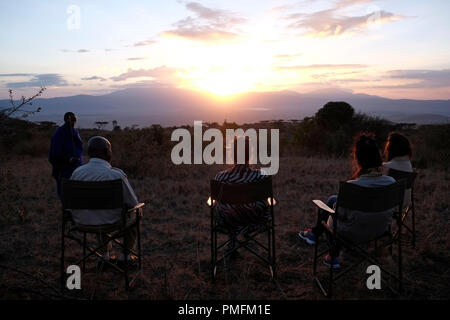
<box><xmin>299</xmin><ymin>228</ymin><xmax>316</xmax><ymax>245</ymax></box>
<box><xmin>323</xmin><ymin>254</ymin><xmax>341</xmax><ymax>270</ymax></box>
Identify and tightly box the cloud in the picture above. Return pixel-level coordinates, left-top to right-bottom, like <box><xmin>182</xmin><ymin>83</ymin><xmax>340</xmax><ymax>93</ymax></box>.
<box><xmin>110</xmin><ymin>66</ymin><xmax>184</xmax><ymax>84</ymax></box>
<box><xmin>6</xmin><ymin>74</ymin><xmax>69</xmax><ymax>88</ymax></box>
<box><xmin>81</xmin><ymin>75</ymin><xmax>107</xmax><ymax>82</ymax></box>
<box><xmin>127</xmin><ymin>57</ymin><xmax>146</xmax><ymax>61</ymax></box>
<box><xmin>61</xmin><ymin>49</ymin><xmax>90</xmax><ymax>53</ymax></box>
<box><xmin>162</xmin><ymin>2</ymin><xmax>246</xmax><ymax>42</ymax></box>
<box><xmin>133</xmin><ymin>40</ymin><xmax>157</xmax><ymax>47</ymax></box>
<box><xmin>286</xmin><ymin>0</ymin><xmax>405</xmax><ymax>37</ymax></box>
<box><xmin>0</xmin><ymin>73</ymin><xmax>34</xmax><ymax>77</ymax></box>
<box><xmin>381</xmin><ymin>69</ymin><xmax>450</xmax><ymax>88</ymax></box>
<box><xmin>276</xmin><ymin>64</ymin><xmax>367</xmax><ymax>70</ymax></box>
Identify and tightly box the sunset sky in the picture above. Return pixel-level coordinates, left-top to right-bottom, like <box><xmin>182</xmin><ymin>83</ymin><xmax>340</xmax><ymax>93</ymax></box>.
<box><xmin>0</xmin><ymin>0</ymin><xmax>449</xmax><ymax>99</ymax></box>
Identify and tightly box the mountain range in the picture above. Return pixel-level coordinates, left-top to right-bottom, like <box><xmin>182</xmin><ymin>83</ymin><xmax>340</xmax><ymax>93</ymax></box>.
<box><xmin>2</xmin><ymin>87</ymin><xmax>449</xmax><ymax>128</ymax></box>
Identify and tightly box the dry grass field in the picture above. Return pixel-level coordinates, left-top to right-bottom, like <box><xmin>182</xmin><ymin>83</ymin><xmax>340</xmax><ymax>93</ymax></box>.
<box><xmin>1</xmin><ymin>153</ymin><xmax>449</xmax><ymax>300</ymax></box>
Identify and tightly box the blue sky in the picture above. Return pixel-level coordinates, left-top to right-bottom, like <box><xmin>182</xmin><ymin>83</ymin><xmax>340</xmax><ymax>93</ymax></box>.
<box><xmin>0</xmin><ymin>0</ymin><xmax>449</xmax><ymax>99</ymax></box>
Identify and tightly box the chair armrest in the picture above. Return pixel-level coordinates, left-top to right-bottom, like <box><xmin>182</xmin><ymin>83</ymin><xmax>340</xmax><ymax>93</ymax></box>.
<box><xmin>312</xmin><ymin>200</ymin><xmax>335</xmax><ymax>214</ymax></box>
<box><xmin>267</xmin><ymin>197</ymin><xmax>277</xmax><ymax>206</ymax></box>
<box><xmin>127</xmin><ymin>202</ymin><xmax>145</xmax><ymax>213</ymax></box>
<box><xmin>206</xmin><ymin>196</ymin><xmax>216</xmax><ymax>207</ymax></box>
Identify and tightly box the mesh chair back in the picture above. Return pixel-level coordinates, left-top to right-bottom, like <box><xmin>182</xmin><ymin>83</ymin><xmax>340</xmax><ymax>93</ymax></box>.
<box><xmin>62</xmin><ymin>179</ymin><xmax>124</xmax><ymax>210</ymax></box>
<box><xmin>335</xmin><ymin>180</ymin><xmax>406</xmax><ymax>243</ymax></box>
<box><xmin>210</xmin><ymin>178</ymin><xmax>273</xmax><ymax>205</ymax></box>
<box><xmin>337</xmin><ymin>180</ymin><xmax>406</xmax><ymax>212</ymax></box>
<box><xmin>387</xmin><ymin>168</ymin><xmax>417</xmax><ymax>189</ymax></box>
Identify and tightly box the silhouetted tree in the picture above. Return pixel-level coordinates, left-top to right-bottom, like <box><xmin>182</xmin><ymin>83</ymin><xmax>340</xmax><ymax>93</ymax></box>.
<box><xmin>95</xmin><ymin>121</ymin><xmax>109</xmax><ymax>130</ymax></box>
<box><xmin>112</xmin><ymin>120</ymin><xmax>121</xmax><ymax>131</ymax></box>
<box><xmin>316</xmin><ymin>101</ymin><xmax>354</xmax><ymax>131</ymax></box>
<box><xmin>151</xmin><ymin>124</ymin><xmax>164</xmax><ymax>146</ymax></box>
<box><xmin>0</xmin><ymin>87</ymin><xmax>46</xmax><ymax>118</ymax></box>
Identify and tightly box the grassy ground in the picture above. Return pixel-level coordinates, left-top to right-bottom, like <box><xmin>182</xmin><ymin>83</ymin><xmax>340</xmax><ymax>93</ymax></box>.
<box><xmin>0</xmin><ymin>155</ymin><xmax>449</xmax><ymax>300</ymax></box>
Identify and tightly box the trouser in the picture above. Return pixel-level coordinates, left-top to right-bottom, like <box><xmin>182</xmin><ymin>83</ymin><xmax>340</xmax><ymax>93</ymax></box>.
<box><xmin>311</xmin><ymin>195</ymin><xmax>341</xmax><ymax>257</ymax></box>
<box><xmin>96</xmin><ymin>216</ymin><xmax>138</xmax><ymax>258</ymax></box>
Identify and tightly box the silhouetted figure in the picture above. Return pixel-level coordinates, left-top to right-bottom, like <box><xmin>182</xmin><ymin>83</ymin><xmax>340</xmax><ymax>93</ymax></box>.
<box><xmin>49</xmin><ymin>112</ymin><xmax>83</xmax><ymax>198</ymax></box>
<box><xmin>70</xmin><ymin>136</ymin><xmax>140</xmax><ymax>264</ymax></box>
<box><xmin>214</xmin><ymin>136</ymin><xmax>270</xmax><ymax>251</ymax></box>
<box><xmin>383</xmin><ymin>132</ymin><xmax>414</xmax><ymax>207</ymax></box>
<box><xmin>299</xmin><ymin>133</ymin><xmax>396</xmax><ymax>269</ymax></box>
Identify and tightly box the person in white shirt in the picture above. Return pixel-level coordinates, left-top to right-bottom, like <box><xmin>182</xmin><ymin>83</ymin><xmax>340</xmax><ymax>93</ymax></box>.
<box><xmin>383</xmin><ymin>132</ymin><xmax>414</xmax><ymax>208</ymax></box>
<box><xmin>70</xmin><ymin>136</ymin><xmax>140</xmax><ymax>262</ymax></box>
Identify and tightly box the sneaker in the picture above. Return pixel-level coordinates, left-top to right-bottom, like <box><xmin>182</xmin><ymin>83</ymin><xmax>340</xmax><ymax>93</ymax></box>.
<box><xmin>298</xmin><ymin>228</ymin><xmax>316</xmax><ymax>245</ymax></box>
<box><xmin>323</xmin><ymin>254</ymin><xmax>341</xmax><ymax>270</ymax></box>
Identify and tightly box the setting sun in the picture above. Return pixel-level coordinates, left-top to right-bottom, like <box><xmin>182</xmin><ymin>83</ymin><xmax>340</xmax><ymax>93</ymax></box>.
<box><xmin>190</xmin><ymin>69</ymin><xmax>256</xmax><ymax>96</ymax></box>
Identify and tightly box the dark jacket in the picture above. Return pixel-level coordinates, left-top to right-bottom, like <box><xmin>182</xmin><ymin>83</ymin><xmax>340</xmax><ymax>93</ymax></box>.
<box><xmin>49</xmin><ymin>123</ymin><xmax>83</xmax><ymax>179</ymax></box>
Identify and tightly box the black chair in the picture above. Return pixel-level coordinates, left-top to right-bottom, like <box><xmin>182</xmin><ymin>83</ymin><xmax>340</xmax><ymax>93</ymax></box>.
<box><xmin>61</xmin><ymin>179</ymin><xmax>145</xmax><ymax>291</ymax></box>
<box><xmin>208</xmin><ymin>177</ymin><xmax>276</xmax><ymax>281</ymax></box>
<box><xmin>312</xmin><ymin>180</ymin><xmax>406</xmax><ymax>297</ymax></box>
<box><xmin>387</xmin><ymin>168</ymin><xmax>418</xmax><ymax>248</ymax></box>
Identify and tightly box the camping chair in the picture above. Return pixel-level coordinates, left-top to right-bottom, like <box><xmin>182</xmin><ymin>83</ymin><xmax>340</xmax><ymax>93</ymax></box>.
<box><xmin>387</xmin><ymin>168</ymin><xmax>418</xmax><ymax>248</ymax></box>
<box><xmin>208</xmin><ymin>177</ymin><xmax>276</xmax><ymax>281</ymax></box>
<box><xmin>61</xmin><ymin>179</ymin><xmax>145</xmax><ymax>291</ymax></box>
<box><xmin>312</xmin><ymin>180</ymin><xmax>406</xmax><ymax>298</ymax></box>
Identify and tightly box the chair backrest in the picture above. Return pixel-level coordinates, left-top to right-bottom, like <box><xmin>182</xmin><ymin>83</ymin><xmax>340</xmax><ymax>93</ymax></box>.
<box><xmin>386</xmin><ymin>168</ymin><xmax>417</xmax><ymax>190</ymax></box>
<box><xmin>335</xmin><ymin>180</ymin><xmax>406</xmax><ymax>243</ymax></box>
<box><xmin>210</xmin><ymin>177</ymin><xmax>273</xmax><ymax>205</ymax></box>
<box><xmin>62</xmin><ymin>179</ymin><xmax>124</xmax><ymax>210</ymax></box>
<box><xmin>337</xmin><ymin>180</ymin><xmax>406</xmax><ymax>213</ymax></box>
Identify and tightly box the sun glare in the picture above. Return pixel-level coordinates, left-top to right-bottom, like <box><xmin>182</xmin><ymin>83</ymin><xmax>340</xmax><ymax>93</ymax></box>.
<box><xmin>192</xmin><ymin>69</ymin><xmax>256</xmax><ymax>96</ymax></box>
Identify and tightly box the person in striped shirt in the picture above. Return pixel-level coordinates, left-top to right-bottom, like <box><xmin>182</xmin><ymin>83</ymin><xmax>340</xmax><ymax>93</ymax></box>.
<box><xmin>214</xmin><ymin>136</ymin><xmax>271</xmax><ymax>236</ymax></box>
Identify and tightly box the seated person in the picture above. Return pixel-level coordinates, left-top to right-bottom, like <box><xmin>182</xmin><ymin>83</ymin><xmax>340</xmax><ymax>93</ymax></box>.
<box><xmin>70</xmin><ymin>136</ymin><xmax>140</xmax><ymax>264</ymax></box>
<box><xmin>299</xmin><ymin>133</ymin><xmax>396</xmax><ymax>269</ymax></box>
<box><xmin>214</xmin><ymin>136</ymin><xmax>271</xmax><ymax>239</ymax></box>
<box><xmin>383</xmin><ymin>132</ymin><xmax>413</xmax><ymax>208</ymax></box>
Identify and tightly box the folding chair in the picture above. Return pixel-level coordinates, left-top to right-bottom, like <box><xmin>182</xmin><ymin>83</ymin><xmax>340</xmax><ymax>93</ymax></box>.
<box><xmin>387</xmin><ymin>168</ymin><xmax>418</xmax><ymax>248</ymax></box>
<box><xmin>208</xmin><ymin>177</ymin><xmax>276</xmax><ymax>281</ymax></box>
<box><xmin>312</xmin><ymin>180</ymin><xmax>406</xmax><ymax>297</ymax></box>
<box><xmin>61</xmin><ymin>179</ymin><xmax>145</xmax><ymax>291</ymax></box>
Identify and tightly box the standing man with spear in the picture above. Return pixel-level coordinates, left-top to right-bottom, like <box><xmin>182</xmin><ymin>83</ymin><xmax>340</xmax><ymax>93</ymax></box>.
<box><xmin>49</xmin><ymin>112</ymin><xmax>83</xmax><ymax>198</ymax></box>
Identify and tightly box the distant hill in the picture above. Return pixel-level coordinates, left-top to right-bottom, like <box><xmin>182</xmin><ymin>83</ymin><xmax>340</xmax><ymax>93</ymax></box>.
<box><xmin>1</xmin><ymin>87</ymin><xmax>449</xmax><ymax>128</ymax></box>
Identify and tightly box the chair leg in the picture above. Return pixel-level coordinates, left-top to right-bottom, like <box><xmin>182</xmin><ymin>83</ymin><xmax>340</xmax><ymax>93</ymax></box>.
<box><xmin>61</xmin><ymin>220</ymin><xmax>65</xmax><ymax>291</ymax></box>
<box><xmin>271</xmin><ymin>226</ymin><xmax>276</xmax><ymax>279</ymax></box>
<box><xmin>313</xmin><ymin>241</ymin><xmax>318</xmax><ymax>276</ymax></box>
<box><xmin>137</xmin><ymin>215</ymin><xmax>142</xmax><ymax>269</ymax></box>
<box><xmin>83</xmin><ymin>232</ymin><xmax>86</xmax><ymax>272</ymax></box>
<box><xmin>398</xmin><ymin>220</ymin><xmax>403</xmax><ymax>292</ymax></box>
<box><xmin>411</xmin><ymin>206</ymin><xmax>416</xmax><ymax>248</ymax></box>
<box><xmin>123</xmin><ymin>233</ymin><xmax>129</xmax><ymax>291</ymax></box>
<box><xmin>328</xmin><ymin>253</ymin><xmax>334</xmax><ymax>298</ymax></box>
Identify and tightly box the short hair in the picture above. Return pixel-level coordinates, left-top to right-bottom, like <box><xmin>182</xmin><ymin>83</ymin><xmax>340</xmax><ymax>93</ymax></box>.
<box><xmin>233</xmin><ymin>136</ymin><xmax>250</xmax><ymax>164</ymax></box>
<box><xmin>88</xmin><ymin>136</ymin><xmax>111</xmax><ymax>158</ymax></box>
<box><xmin>64</xmin><ymin>112</ymin><xmax>76</xmax><ymax>123</ymax></box>
<box><xmin>351</xmin><ymin>132</ymin><xmax>382</xmax><ymax>178</ymax></box>
<box><xmin>384</xmin><ymin>132</ymin><xmax>412</xmax><ymax>161</ymax></box>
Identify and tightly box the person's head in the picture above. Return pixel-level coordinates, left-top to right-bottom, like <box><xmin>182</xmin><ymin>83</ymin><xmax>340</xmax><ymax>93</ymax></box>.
<box><xmin>384</xmin><ymin>132</ymin><xmax>412</xmax><ymax>161</ymax></box>
<box><xmin>88</xmin><ymin>136</ymin><xmax>112</xmax><ymax>162</ymax></box>
<box><xmin>233</xmin><ymin>136</ymin><xmax>250</xmax><ymax>165</ymax></box>
<box><xmin>351</xmin><ymin>132</ymin><xmax>382</xmax><ymax>178</ymax></box>
<box><xmin>64</xmin><ymin>112</ymin><xmax>77</xmax><ymax>128</ymax></box>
